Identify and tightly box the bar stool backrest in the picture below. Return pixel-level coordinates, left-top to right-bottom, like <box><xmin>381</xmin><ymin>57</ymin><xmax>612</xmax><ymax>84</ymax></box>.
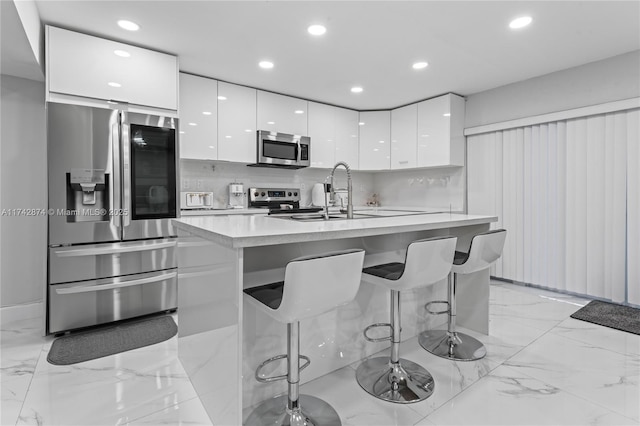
<box><xmin>275</xmin><ymin>249</ymin><xmax>365</xmax><ymax>323</ymax></box>
<box><xmin>392</xmin><ymin>236</ymin><xmax>458</xmax><ymax>291</ymax></box>
<box><xmin>453</xmin><ymin>229</ymin><xmax>507</xmax><ymax>275</ymax></box>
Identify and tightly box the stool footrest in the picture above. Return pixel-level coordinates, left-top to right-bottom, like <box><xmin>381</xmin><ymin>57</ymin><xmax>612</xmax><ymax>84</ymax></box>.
<box><xmin>425</xmin><ymin>300</ymin><xmax>450</xmax><ymax>315</ymax></box>
<box><xmin>255</xmin><ymin>354</ymin><xmax>311</xmax><ymax>383</ymax></box>
<box><xmin>363</xmin><ymin>323</ymin><xmax>393</xmax><ymax>342</ymax></box>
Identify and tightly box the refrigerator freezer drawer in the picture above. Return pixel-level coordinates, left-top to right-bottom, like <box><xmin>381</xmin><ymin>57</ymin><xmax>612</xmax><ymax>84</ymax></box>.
<box><xmin>49</xmin><ymin>238</ymin><xmax>177</xmax><ymax>284</ymax></box>
<box><xmin>48</xmin><ymin>269</ymin><xmax>177</xmax><ymax>334</ymax></box>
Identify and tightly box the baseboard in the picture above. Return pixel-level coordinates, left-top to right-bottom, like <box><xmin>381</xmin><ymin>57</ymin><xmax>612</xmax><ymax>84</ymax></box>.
<box><xmin>1</xmin><ymin>301</ymin><xmax>44</xmax><ymax>324</ymax></box>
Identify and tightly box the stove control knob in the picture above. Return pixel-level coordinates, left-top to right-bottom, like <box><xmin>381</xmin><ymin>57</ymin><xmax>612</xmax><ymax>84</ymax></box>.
<box><xmin>261</xmin><ymin>192</ymin><xmax>266</xmax><ymax>197</ymax></box>
<box><xmin>254</xmin><ymin>192</ymin><xmax>259</xmax><ymax>197</ymax></box>
<box><xmin>288</xmin><ymin>192</ymin><xmax>292</xmax><ymax>196</ymax></box>
<box><xmin>293</xmin><ymin>192</ymin><xmax>298</xmax><ymax>196</ymax></box>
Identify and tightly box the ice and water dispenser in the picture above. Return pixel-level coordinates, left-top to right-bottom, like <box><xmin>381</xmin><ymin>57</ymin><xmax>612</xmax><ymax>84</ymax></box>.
<box><xmin>66</xmin><ymin>168</ymin><xmax>109</xmax><ymax>222</ymax></box>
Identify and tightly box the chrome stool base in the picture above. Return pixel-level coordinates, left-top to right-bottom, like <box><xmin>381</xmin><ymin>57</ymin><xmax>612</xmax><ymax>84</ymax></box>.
<box><xmin>245</xmin><ymin>394</ymin><xmax>341</xmax><ymax>426</ymax></box>
<box><xmin>355</xmin><ymin>357</ymin><xmax>435</xmax><ymax>403</ymax></box>
<box><xmin>418</xmin><ymin>330</ymin><xmax>486</xmax><ymax>361</ymax></box>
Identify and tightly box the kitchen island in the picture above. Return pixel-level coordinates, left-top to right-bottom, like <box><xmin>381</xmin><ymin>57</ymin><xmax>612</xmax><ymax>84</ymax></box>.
<box><xmin>173</xmin><ymin>212</ymin><xmax>497</xmax><ymax>425</ymax></box>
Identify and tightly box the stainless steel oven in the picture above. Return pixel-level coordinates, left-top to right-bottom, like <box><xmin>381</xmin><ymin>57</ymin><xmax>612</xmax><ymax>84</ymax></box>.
<box><xmin>46</xmin><ymin>102</ymin><xmax>179</xmax><ymax>334</ymax></box>
<box><xmin>255</xmin><ymin>130</ymin><xmax>310</xmax><ymax>168</ymax></box>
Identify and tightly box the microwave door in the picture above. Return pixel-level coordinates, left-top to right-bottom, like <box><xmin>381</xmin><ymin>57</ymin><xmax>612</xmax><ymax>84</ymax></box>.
<box><xmin>121</xmin><ymin>111</ymin><xmax>178</xmax><ymax>241</ymax></box>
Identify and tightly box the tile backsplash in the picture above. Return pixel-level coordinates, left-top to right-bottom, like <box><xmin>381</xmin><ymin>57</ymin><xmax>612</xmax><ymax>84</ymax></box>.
<box><xmin>180</xmin><ymin>160</ymin><xmax>464</xmax><ymax>210</ymax></box>
<box><xmin>180</xmin><ymin>160</ymin><xmax>375</xmax><ymax>208</ymax></box>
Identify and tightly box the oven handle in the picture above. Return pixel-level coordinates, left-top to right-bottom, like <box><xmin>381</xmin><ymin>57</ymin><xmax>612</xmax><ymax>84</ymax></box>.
<box><xmin>55</xmin><ymin>271</ymin><xmax>177</xmax><ymax>295</ymax></box>
<box><xmin>54</xmin><ymin>240</ymin><xmax>176</xmax><ymax>257</ymax></box>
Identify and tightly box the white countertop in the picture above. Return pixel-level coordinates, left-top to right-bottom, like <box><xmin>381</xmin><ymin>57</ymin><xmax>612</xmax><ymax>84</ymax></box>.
<box><xmin>173</xmin><ymin>212</ymin><xmax>497</xmax><ymax>248</ymax></box>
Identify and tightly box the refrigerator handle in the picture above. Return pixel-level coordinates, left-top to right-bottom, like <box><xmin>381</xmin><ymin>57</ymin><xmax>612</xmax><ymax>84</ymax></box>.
<box><xmin>121</xmin><ymin>114</ymin><xmax>132</xmax><ymax>227</ymax></box>
<box><xmin>111</xmin><ymin>121</ymin><xmax>122</xmax><ymax>229</ymax></box>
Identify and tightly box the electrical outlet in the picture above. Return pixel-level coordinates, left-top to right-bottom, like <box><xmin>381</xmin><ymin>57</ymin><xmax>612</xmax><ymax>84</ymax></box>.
<box><xmin>196</xmin><ymin>180</ymin><xmax>203</xmax><ymax>190</ymax></box>
<box><xmin>300</xmin><ymin>183</ymin><xmax>306</xmax><ymax>190</ymax></box>
<box><xmin>182</xmin><ymin>179</ymin><xmax>190</xmax><ymax>190</ymax></box>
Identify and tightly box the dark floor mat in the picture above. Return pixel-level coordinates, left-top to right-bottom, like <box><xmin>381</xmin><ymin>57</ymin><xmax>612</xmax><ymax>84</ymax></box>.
<box><xmin>570</xmin><ymin>300</ymin><xmax>640</xmax><ymax>335</ymax></box>
<box><xmin>47</xmin><ymin>316</ymin><xmax>177</xmax><ymax>365</ymax></box>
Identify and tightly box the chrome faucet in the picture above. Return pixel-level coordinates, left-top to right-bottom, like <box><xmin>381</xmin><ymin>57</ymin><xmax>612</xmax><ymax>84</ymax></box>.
<box><xmin>330</xmin><ymin>161</ymin><xmax>353</xmax><ymax>219</ymax></box>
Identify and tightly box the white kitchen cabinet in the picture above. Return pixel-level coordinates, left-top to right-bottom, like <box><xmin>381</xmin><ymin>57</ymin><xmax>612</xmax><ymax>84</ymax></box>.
<box><xmin>417</xmin><ymin>94</ymin><xmax>465</xmax><ymax>167</ymax></box>
<box><xmin>257</xmin><ymin>91</ymin><xmax>308</xmax><ymax>136</ymax></box>
<box><xmin>179</xmin><ymin>73</ymin><xmax>217</xmax><ymax>160</ymax></box>
<box><xmin>358</xmin><ymin>111</ymin><xmax>390</xmax><ymax>170</ymax></box>
<box><xmin>308</xmin><ymin>103</ymin><xmax>359</xmax><ymax>169</ymax></box>
<box><xmin>46</xmin><ymin>26</ymin><xmax>178</xmax><ymax>111</ymax></box>
<box><xmin>217</xmin><ymin>82</ymin><xmax>257</xmax><ymax>163</ymax></box>
<box><xmin>391</xmin><ymin>104</ymin><xmax>417</xmax><ymax>169</ymax></box>
<box><xmin>308</xmin><ymin>102</ymin><xmax>335</xmax><ymax>168</ymax></box>
<box><xmin>334</xmin><ymin>107</ymin><xmax>360</xmax><ymax>169</ymax></box>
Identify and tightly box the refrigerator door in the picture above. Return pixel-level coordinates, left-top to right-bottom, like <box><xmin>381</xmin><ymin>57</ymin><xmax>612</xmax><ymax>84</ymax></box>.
<box><xmin>47</xmin><ymin>103</ymin><xmax>122</xmax><ymax>246</ymax></box>
<box><xmin>48</xmin><ymin>269</ymin><xmax>177</xmax><ymax>333</ymax></box>
<box><xmin>121</xmin><ymin>111</ymin><xmax>179</xmax><ymax>240</ymax></box>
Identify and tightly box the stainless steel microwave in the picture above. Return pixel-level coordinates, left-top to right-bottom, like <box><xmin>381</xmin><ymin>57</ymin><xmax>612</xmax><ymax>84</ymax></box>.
<box><xmin>256</xmin><ymin>130</ymin><xmax>310</xmax><ymax>168</ymax></box>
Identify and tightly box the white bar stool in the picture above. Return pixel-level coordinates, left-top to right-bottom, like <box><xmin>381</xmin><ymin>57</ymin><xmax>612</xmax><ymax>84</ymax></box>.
<box><xmin>355</xmin><ymin>236</ymin><xmax>457</xmax><ymax>404</ymax></box>
<box><xmin>244</xmin><ymin>248</ymin><xmax>365</xmax><ymax>426</ymax></box>
<box><xmin>419</xmin><ymin>229</ymin><xmax>507</xmax><ymax>361</ymax></box>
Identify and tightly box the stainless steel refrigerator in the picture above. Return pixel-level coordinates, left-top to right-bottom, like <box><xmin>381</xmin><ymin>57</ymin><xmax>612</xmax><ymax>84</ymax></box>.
<box><xmin>46</xmin><ymin>102</ymin><xmax>179</xmax><ymax>334</ymax></box>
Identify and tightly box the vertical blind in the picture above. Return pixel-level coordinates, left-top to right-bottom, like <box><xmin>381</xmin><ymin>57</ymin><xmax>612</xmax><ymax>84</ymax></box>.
<box><xmin>467</xmin><ymin>108</ymin><xmax>639</xmax><ymax>305</ymax></box>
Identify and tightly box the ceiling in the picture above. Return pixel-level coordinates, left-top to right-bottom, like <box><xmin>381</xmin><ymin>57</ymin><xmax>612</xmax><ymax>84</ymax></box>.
<box><xmin>28</xmin><ymin>1</ymin><xmax>640</xmax><ymax>110</ymax></box>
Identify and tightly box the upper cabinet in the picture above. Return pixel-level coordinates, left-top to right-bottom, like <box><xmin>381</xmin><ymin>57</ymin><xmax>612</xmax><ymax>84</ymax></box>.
<box><xmin>308</xmin><ymin>103</ymin><xmax>359</xmax><ymax>169</ymax></box>
<box><xmin>46</xmin><ymin>26</ymin><xmax>178</xmax><ymax>111</ymax></box>
<box><xmin>179</xmin><ymin>73</ymin><xmax>217</xmax><ymax>160</ymax></box>
<box><xmin>417</xmin><ymin>94</ymin><xmax>465</xmax><ymax>167</ymax></box>
<box><xmin>359</xmin><ymin>111</ymin><xmax>391</xmax><ymax>170</ymax></box>
<box><xmin>217</xmin><ymin>82</ymin><xmax>257</xmax><ymax>163</ymax></box>
<box><xmin>257</xmin><ymin>91</ymin><xmax>308</xmax><ymax>136</ymax></box>
<box><xmin>391</xmin><ymin>104</ymin><xmax>418</xmax><ymax>169</ymax></box>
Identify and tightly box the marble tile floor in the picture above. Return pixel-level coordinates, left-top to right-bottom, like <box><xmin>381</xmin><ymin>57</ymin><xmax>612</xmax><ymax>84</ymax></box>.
<box><xmin>2</xmin><ymin>281</ymin><xmax>639</xmax><ymax>425</ymax></box>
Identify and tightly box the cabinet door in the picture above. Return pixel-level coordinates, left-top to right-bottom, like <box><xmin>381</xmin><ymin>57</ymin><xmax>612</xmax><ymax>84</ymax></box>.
<box><xmin>334</xmin><ymin>107</ymin><xmax>360</xmax><ymax>170</ymax></box>
<box><xmin>391</xmin><ymin>104</ymin><xmax>417</xmax><ymax>169</ymax></box>
<box><xmin>179</xmin><ymin>73</ymin><xmax>217</xmax><ymax>160</ymax></box>
<box><xmin>417</xmin><ymin>94</ymin><xmax>464</xmax><ymax>167</ymax></box>
<box><xmin>308</xmin><ymin>102</ymin><xmax>335</xmax><ymax>168</ymax></box>
<box><xmin>47</xmin><ymin>26</ymin><xmax>178</xmax><ymax>110</ymax></box>
<box><xmin>217</xmin><ymin>82</ymin><xmax>257</xmax><ymax>163</ymax></box>
<box><xmin>358</xmin><ymin>111</ymin><xmax>390</xmax><ymax>170</ymax></box>
<box><xmin>257</xmin><ymin>91</ymin><xmax>308</xmax><ymax>136</ymax></box>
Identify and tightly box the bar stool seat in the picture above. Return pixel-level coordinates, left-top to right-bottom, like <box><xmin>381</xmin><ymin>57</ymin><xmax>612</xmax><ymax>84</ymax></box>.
<box><xmin>244</xmin><ymin>249</ymin><xmax>365</xmax><ymax>426</ymax></box>
<box><xmin>355</xmin><ymin>236</ymin><xmax>457</xmax><ymax>404</ymax></box>
<box><xmin>419</xmin><ymin>229</ymin><xmax>507</xmax><ymax>361</ymax></box>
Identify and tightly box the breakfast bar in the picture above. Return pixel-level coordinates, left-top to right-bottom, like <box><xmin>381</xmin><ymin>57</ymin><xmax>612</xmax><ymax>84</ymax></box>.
<box><xmin>173</xmin><ymin>212</ymin><xmax>497</xmax><ymax>425</ymax></box>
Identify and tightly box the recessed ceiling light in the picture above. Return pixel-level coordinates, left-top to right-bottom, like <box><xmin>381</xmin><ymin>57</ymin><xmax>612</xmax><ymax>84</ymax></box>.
<box><xmin>117</xmin><ymin>20</ymin><xmax>139</xmax><ymax>31</ymax></box>
<box><xmin>188</xmin><ymin>122</ymin><xmax>197</xmax><ymax>126</ymax></box>
<box><xmin>294</xmin><ymin>110</ymin><xmax>304</xmax><ymax>114</ymax></box>
<box><xmin>114</xmin><ymin>50</ymin><xmax>130</xmax><ymax>58</ymax></box>
<box><xmin>217</xmin><ymin>96</ymin><xmax>227</xmax><ymax>100</ymax></box>
<box><xmin>351</xmin><ymin>86</ymin><xmax>363</xmax><ymax>93</ymax></box>
<box><xmin>259</xmin><ymin>61</ymin><xmax>274</xmax><ymax>69</ymax></box>
<box><xmin>107</xmin><ymin>82</ymin><xmax>121</xmax><ymax>87</ymax></box>
<box><xmin>308</xmin><ymin>24</ymin><xmax>326</xmax><ymax>36</ymax></box>
<box><xmin>412</xmin><ymin>62</ymin><xmax>428</xmax><ymax>70</ymax></box>
<box><xmin>202</xmin><ymin>111</ymin><xmax>212</xmax><ymax>115</ymax></box>
<box><xmin>509</xmin><ymin>16</ymin><xmax>532</xmax><ymax>29</ymax></box>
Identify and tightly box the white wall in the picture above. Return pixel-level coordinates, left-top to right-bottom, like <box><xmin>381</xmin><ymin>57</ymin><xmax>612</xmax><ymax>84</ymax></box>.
<box><xmin>465</xmin><ymin>50</ymin><xmax>640</xmax><ymax>128</ymax></box>
<box><xmin>0</xmin><ymin>74</ymin><xmax>47</xmax><ymax>308</ymax></box>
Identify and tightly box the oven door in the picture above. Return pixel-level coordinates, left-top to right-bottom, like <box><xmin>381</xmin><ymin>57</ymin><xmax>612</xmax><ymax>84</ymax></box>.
<box><xmin>257</xmin><ymin>131</ymin><xmax>307</xmax><ymax>167</ymax></box>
